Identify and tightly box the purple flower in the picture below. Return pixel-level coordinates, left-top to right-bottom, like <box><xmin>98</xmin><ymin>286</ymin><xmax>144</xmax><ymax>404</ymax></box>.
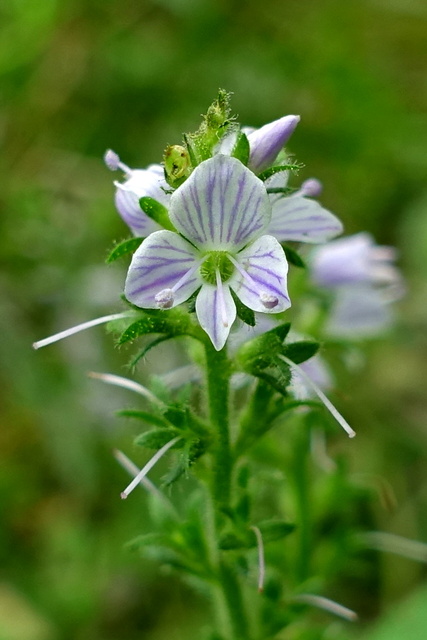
<box><xmin>124</xmin><ymin>155</ymin><xmax>291</xmax><ymax>350</ymax></box>
<box><xmin>245</xmin><ymin>115</ymin><xmax>300</xmax><ymax>173</ymax></box>
<box><xmin>104</xmin><ymin>150</ymin><xmax>169</xmax><ymax>237</ymax></box>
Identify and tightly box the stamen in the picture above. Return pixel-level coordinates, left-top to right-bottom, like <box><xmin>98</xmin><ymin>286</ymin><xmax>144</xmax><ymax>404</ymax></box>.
<box><xmin>120</xmin><ymin>436</ymin><xmax>181</xmax><ymax>499</ymax></box>
<box><xmin>88</xmin><ymin>371</ymin><xmax>163</xmax><ymax>407</ymax></box>
<box><xmin>227</xmin><ymin>254</ymin><xmax>277</xmax><ymax>310</ymax></box>
<box><xmin>32</xmin><ymin>312</ymin><xmax>132</xmax><ymax>350</ymax></box>
<box><xmin>104</xmin><ymin>149</ymin><xmax>132</xmax><ymax>175</ymax></box>
<box><xmin>216</xmin><ymin>269</ymin><xmax>229</xmax><ymax>327</ymax></box>
<box><xmin>250</xmin><ymin>526</ymin><xmax>265</xmax><ymax>593</ymax></box>
<box><xmin>113</xmin><ymin>449</ymin><xmax>178</xmax><ymax>516</ymax></box>
<box><xmin>155</xmin><ymin>259</ymin><xmax>205</xmax><ymax>309</ymax></box>
<box><xmin>279</xmin><ymin>355</ymin><xmax>356</xmax><ymax>438</ymax></box>
<box><xmin>292</xmin><ymin>594</ymin><xmax>358</xmax><ymax>622</ymax></box>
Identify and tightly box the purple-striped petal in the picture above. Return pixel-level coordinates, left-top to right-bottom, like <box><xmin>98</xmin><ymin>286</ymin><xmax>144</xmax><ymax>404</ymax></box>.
<box><xmin>325</xmin><ymin>285</ymin><xmax>393</xmax><ymax>338</ymax></box>
<box><xmin>195</xmin><ymin>283</ymin><xmax>237</xmax><ymax>351</ymax></box>
<box><xmin>268</xmin><ymin>195</ymin><xmax>343</xmax><ymax>243</ymax></box>
<box><xmin>247</xmin><ymin>115</ymin><xmax>300</xmax><ymax>174</ymax></box>
<box><xmin>230</xmin><ymin>235</ymin><xmax>291</xmax><ymax>313</ymax></box>
<box><xmin>125</xmin><ymin>230</ymin><xmax>202</xmax><ymax>309</ymax></box>
<box><xmin>169</xmin><ymin>155</ymin><xmax>271</xmax><ymax>252</ymax></box>
<box><xmin>115</xmin><ymin>165</ymin><xmax>169</xmax><ymax>236</ymax></box>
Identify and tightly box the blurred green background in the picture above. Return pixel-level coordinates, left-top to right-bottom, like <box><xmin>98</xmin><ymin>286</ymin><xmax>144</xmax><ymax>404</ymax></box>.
<box><xmin>2</xmin><ymin>0</ymin><xmax>427</xmax><ymax>638</ymax></box>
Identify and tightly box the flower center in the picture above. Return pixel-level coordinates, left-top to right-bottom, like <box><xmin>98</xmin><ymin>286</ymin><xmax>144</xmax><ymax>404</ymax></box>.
<box><xmin>199</xmin><ymin>251</ymin><xmax>234</xmax><ymax>285</ymax></box>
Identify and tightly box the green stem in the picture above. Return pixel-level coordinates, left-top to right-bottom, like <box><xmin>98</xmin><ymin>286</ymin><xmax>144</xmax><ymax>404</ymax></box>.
<box><xmin>204</xmin><ymin>342</ymin><xmax>251</xmax><ymax>639</ymax></box>
<box><xmin>205</xmin><ymin>343</ymin><xmax>233</xmax><ymax>509</ymax></box>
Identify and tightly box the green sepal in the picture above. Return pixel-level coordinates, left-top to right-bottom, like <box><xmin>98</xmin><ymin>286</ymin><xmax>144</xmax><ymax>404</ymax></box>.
<box><xmin>258</xmin><ymin>163</ymin><xmax>302</xmax><ymax>181</ymax></box>
<box><xmin>139</xmin><ymin>196</ymin><xmax>176</xmax><ymax>231</ymax></box>
<box><xmin>236</xmin><ymin>322</ymin><xmax>291</xmax><ymax>375</ymax></box>
<box><xmin>134</xmin><ymin>427</ymin><xmax>183</xmax><ymax>450</ymax></box>
<box><xmin>230</xmin><ymin>289</ymin><xmax>256</xmax><ymax>326</ymax></box>
<box><xmin>130</xmin><ymin>335</ymin><xmax>174</xmax><ymax>368</ymax></box>
<box><xmin>116</xmin><ymin>409</ymin><xmax>169</xmax><ymax>428</ymax></box>
<box><xmin>118</xmin><ymin>308</ymin><xmax>203</xmax><ymax>345</ymax></box>
<box><xmin>231</xmin><ymin>132</ymin><xmax>250</xmax><ymax>165</ymax></box>
<box><xmin>106</xmin><ymin>237</ymin><xmax>144</xmax><ymax>263</ymax></box>
<box><xmin>282</xmin><ymin>244</ymin><xmax>306</xmax><ymax>268</ymax></box>
<box><xmin>162</xmin><ymin>438</ymin><xmax>207</xmax><ymax>486</ymax></box>
<box><xmin>256</xmin><ymin>519</ymin><xmax>296</xmax><ymax>543</ymax></box>
<box><xmin>283</xmin><ymin>340</ymin><xmax>320</xmax><ymax>364</ymax></box>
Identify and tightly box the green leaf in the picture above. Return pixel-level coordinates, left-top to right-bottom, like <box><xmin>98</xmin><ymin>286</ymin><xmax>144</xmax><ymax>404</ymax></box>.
<box><xmin>106</xmin><ymin>237</ymin><xmax>144</xmax><ymax>263</ymax></box>
<box><xmin>218</xmin><ymin>532</ymin><xmax>247</xmax><ymax>550</ymax></box>
<box><xmin>139</xmin><ymin>196</ymin><xmax>176</xmax><ymax>231</ymax></box>
<box><xmin>231</xmin><ymin>132</ymin><xmax>250</xmax><ymax>165</ymax></box>
<box><xmin>130</xmin><ymin>335</ymin><xmax>174</xmax><ymax>367</ymax></box>
<box><xmin>116</xmin><ymin>409</ymin><xmax>169</xmax><ymax>428</ymax></box>
<box><xmin>282</xmin><ymin>244</ymin><xmax>306</xmax><ymax>268</ymax></box>
<box><xmin>283</xmin><ymin>340</ymin><xmax>320</xmax><ymax>364</ymax></box>
<box><xmin>125</xmin><ymin>532</ymin><xmax>165</xmax><ymax>552</ymax></box>
<box><xmin>134</xmin><ymin>427</ymin><xmax>183</xmax><ymax>449</ymax></box>
<box><xmin>230</xmin><ymin>289</ymin><xmax>255</xmax><ymax>326</ymax></box>
<box><xmin>258</xmin><ymin>163</ymin><xmax>302</xmax><ymax>181</ymax></box>
<box><xmin>118</xmin><ymin>308</ymin><xmax>200</xmax><ymax>345</ymax></box>
<box><xmin>256</xmin><ymin>519</ymin><xmax>296</xmax><ymax>543</ymax></box>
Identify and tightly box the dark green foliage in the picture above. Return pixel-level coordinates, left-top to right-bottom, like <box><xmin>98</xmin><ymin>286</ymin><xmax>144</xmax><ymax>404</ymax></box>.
<box><xmin>282</xmin><ymin>244</ymin><xmax>306</xmax><ymax>268</ymax></box>
<box><xmin>118</xmin><ymin>308</ymin><xmax>204</xmax><ymax>344</ymax></box>
<box><xmin>231</xmin><ymin>132</ymin><xmax>250</xmax><ymax>165</ymax></box>
<box><xmin>283</xmin><ymin>340</ymin><xmax>320</xmax><ymax>364</ymax></box>
<box><xmin>116</xmin><ymin>409</ymin><xmax>169</xmax><ymax>428</ymax></box>
<box><xmin>134</xmin><ymin>427</ymin><xmax>183</xmax><ymax>449</ymax></box>
<box><xmin>106</xmin><ymin>237</ymin><xmax>144</xmax><ymax>263</ymax></box>
<box><xmin>230</xmin><ymin>288</ymin><xmax>256</xmax><ymax>326</ymax></box>
<box><xmin>257</xmin><ymin>163</ymin><xmax>302</xmax><ymax>181</ymax></box>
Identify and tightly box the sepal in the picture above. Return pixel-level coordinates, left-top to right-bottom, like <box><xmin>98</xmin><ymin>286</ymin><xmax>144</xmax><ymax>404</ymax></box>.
<box><xmin>106</xmin><ymin>237</ymin><xmax>144</xmax><ymax>263</ymax></box>
<box><xmin>134</xmin><ymin>427</ymin><xmax>183</xmax><ymax>449</ymax></box>
<box><xmin>283</xmin><ymin>340</ymin><xmax>320</xmax><ymax>364</ymax></box>
<box><xmin>139</xmin><ymin>196</ymin><xmax>176</xmax><ymax>231</ymax></box>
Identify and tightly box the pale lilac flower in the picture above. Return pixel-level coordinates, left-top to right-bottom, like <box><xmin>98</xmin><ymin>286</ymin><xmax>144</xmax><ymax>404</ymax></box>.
<box><xmin>125</xmin><ymin>155</ymin><xmax>291</xmax><ymax>351</ymax></box>
<box><xmin>104</xmin><ymin>150</ymin><xmax>169</xmax><ymax>236</ymax></box>
<box><xmin>245</xmin><ymin>115</ymin><xmax>300</xmax><ymax>173</ymax></box>
<box><xmin>311</xmin><ymin>233</ymin><xmax>401</xmax><ymax>288</ymax></box>
<box><xmin>266</xmin><ymin>172</ymin><xmax>343</xmax><ymax>244</ymax></box>
<box><xmin>310</xmin><ymin>233</ymin><xmax>404</xmax><ymax>338</ymax></box>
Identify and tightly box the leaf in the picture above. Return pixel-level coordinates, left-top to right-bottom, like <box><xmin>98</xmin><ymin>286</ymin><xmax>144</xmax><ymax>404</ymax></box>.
<box><xmin>116</xmin><ymin>409</ymin><xmax>169</xmax><ymax>428</ymax></box>
<box><xmin>256</xmin><ymin>519</ymin><xmax>296</xmax><ymax>543</ymax></box>
<box><xmin>106</xmin><ymin>237</ymin><xmax>144</xmax><ymax>263</ymax></box>
<box><xmin>130</xmin><ymin>335</ymin><xmax>174</xmax><ymax>367</ymax></box>
<box><xmin>282</xmin><ymin>244</ymin><xmax>306</xmax><ymax>268</ymax></box>
<box><xmin>139</xmin><ymin>196</ymin><xmax>176</xmax><ymax>231</ymax></box>
<box><xmin>283</xmin><ymin>340</ymin><xmax>320</xmax><ymax>364</ymax></box>
<box><xmin>118</xmin><ymin>308</ymin><xmax>199</xmax><ymax>345</ymax></box>
<box><xmin>230</xmin><ymin>288</ymin><xmax>256</xmax><ymax>326</ymax></box>
<box><xmin>125</xmin><ymin>532</ymin><xmax>165</xmax><ymax>552</ymax></box>
<box><xmin>134</xmin><ymin>427</ymin><xmax>183</xmax><ymax>449</ymax></box>
<box><xmin>231</xmin><ymin>132</ymin><xmax>250</xmax><ymax>165</ymax></box>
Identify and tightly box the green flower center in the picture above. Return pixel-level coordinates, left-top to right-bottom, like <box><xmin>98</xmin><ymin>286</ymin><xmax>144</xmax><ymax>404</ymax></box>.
<box><xmin>200</xmin><ymin>251</ymin><xmax>234</xmax><ymax>285</ymax></box>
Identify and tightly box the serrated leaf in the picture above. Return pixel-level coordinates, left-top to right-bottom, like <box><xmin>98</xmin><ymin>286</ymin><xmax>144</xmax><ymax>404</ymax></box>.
<box><xmin>117</xmin><ymin>409</ymin><xmax>169</xmax><ymax>428</ymax></box>
<box><xmin>134</xmin><ymin>427</ymin><xmax>183</xmax><ymax>449</ymax></box>
<box><xmin>231</xmin><ymin>132</ymin><xmax>250</xmax><ymax>165</ymax></box>
<box><xmin>230</xmin><ymin>288</ymin><xmax>256</xmax><ymax>326</ymax></box>
<box><xmin>282</xmin><ymin>244</ymin><xmax>306</xmax><ymax>268</ymax></box>
<box><xmin>283</xmin><ymin>340</ymin><xmax>320</xmax><ymax>364</ymax></box>
<box><xmin>258</xmin><ymin>163</ymin><xmax>301</xmax><ymax>181</ymax></box>
<box><xmin>106</xmin><ymin>237</ymin><xmax>144</xmax><ymax>263</ymax></box>
<box><xmin>139</xmin><ymin>196</ymin><xmax>176</xmax><ymax>231</ymax></box>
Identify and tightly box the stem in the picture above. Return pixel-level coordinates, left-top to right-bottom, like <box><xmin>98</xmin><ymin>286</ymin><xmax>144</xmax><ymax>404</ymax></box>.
<box><xmin>205</xmin><ymin>343</ymin><xmax>233</xmax><ymax>509</ymax></box>
<box><xmin>204</xmin><ymin>342</ymin><xmax>251</xmax><ymax>639</ymax></box>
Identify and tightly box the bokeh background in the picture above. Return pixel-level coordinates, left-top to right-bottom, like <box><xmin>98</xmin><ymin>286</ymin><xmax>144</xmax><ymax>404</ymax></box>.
<box><xmin>2</xmin><ymin>0</ymin><xmax>427</xmax><ymax>638</ymax></box>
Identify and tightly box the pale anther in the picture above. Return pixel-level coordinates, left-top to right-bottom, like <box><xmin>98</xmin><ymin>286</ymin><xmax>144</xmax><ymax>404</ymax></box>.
<box><xmin>260</xmin><ymin>292</ymin><xmax>279</xmax><ymax>309</ymax></box>
<box><xmin>103</xmin><ymin>149</ymin><xmax>132</xmax><ymax>175</ymax></box>
<box><xmin>155</xmin><ymin>288</ymin><xmax>175</xmax><ymax>309</ymax></box>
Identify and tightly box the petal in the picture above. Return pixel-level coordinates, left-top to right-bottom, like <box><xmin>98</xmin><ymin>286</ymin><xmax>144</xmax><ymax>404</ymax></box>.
<box><xmin>268</xmin><ymin>195</ymin><xmax>343</xmax><ymax>243</ymax></box>
<box><xmin>230</xmin><ymin>235</ymin><xmax>291</xmax><ymax>313</ymax></box>
<box><xmin>195</xmin><ymin>283</ymin><xmax>237</xmax><ymax>350</ymax></box>
<box><xmin>247</xmin><ymin>115</ymin><xmax>300</xmax><ymax>174</ymax></box>
<box><xmin>310</xmin><ymin>233</ymin><xmax>373</xmax><ymax>287</ymax></box>
<box><xmin>115</xmin><ymin>165</ymin><xmax>169</xmax><ymax>236</ymax></box>
<box><xmin>125</xmin><ymin>230</ymin><xmax>202</xmax><ymax>308</ymax></box>
<box><xmin>169</xmin><ymin>155</ymin><xmax>271</xmax><ymax>252</ymax></box>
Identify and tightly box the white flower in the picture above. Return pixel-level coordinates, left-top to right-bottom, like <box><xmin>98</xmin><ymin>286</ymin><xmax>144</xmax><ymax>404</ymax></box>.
<box><xmin>124</xmin><ymin>155</ymin><xmax>291</xmax><ymax>350</ymax></box>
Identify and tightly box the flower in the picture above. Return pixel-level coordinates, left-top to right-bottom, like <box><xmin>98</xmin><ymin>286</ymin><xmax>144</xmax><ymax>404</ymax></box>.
<box><xmin>124</xmin><ymin>155</ymin><xmax>291</xmax><ymax>350</ymax></box>
<box><xmin>310</xmin><ymin>233</ymin><xmax>404</xmax><ymax>338</ymax></box>
<box><xmin>245</xmin><ymin>115</ymin><xmax>300</xmax><ymax>173</ymax></box>
<box><xmin>266</xmin><ymin>173</ymin><xmax>343</xmax><ymax>244</ymax></box>
<box><xmin>104</xmin><ymin>149</ymin><xmax>168</xmax><ymax>237</ymax></box>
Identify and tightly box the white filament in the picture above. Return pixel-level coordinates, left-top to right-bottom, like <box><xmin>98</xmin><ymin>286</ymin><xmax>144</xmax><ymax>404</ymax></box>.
<box><xmin>279</xmin><ymin>355</ymin><xmax>356</xmax><ymax>438</ymax></box>
<box><xmin>216</xmin><ymin>269</ymin><xmax>229</xmax><ymax>327</ymax></box>
<box><xmin>88</xmin><ymin>371</ymin><xmax>163</xmax><ymax>407</ymax></box>
<box><xmin>32</xmin><ymin>312</ymin><xmax>131</xmax><ymax>350</ymax></box>
<box><xmin>292</xmin><ymin>594</ymin><xmax>357</xmax><ymax>622</ymax></box>
<box><xmin>120</xmin><ymin>436</ymin><xmax>181</xmax><ymax>499</ymax></box>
